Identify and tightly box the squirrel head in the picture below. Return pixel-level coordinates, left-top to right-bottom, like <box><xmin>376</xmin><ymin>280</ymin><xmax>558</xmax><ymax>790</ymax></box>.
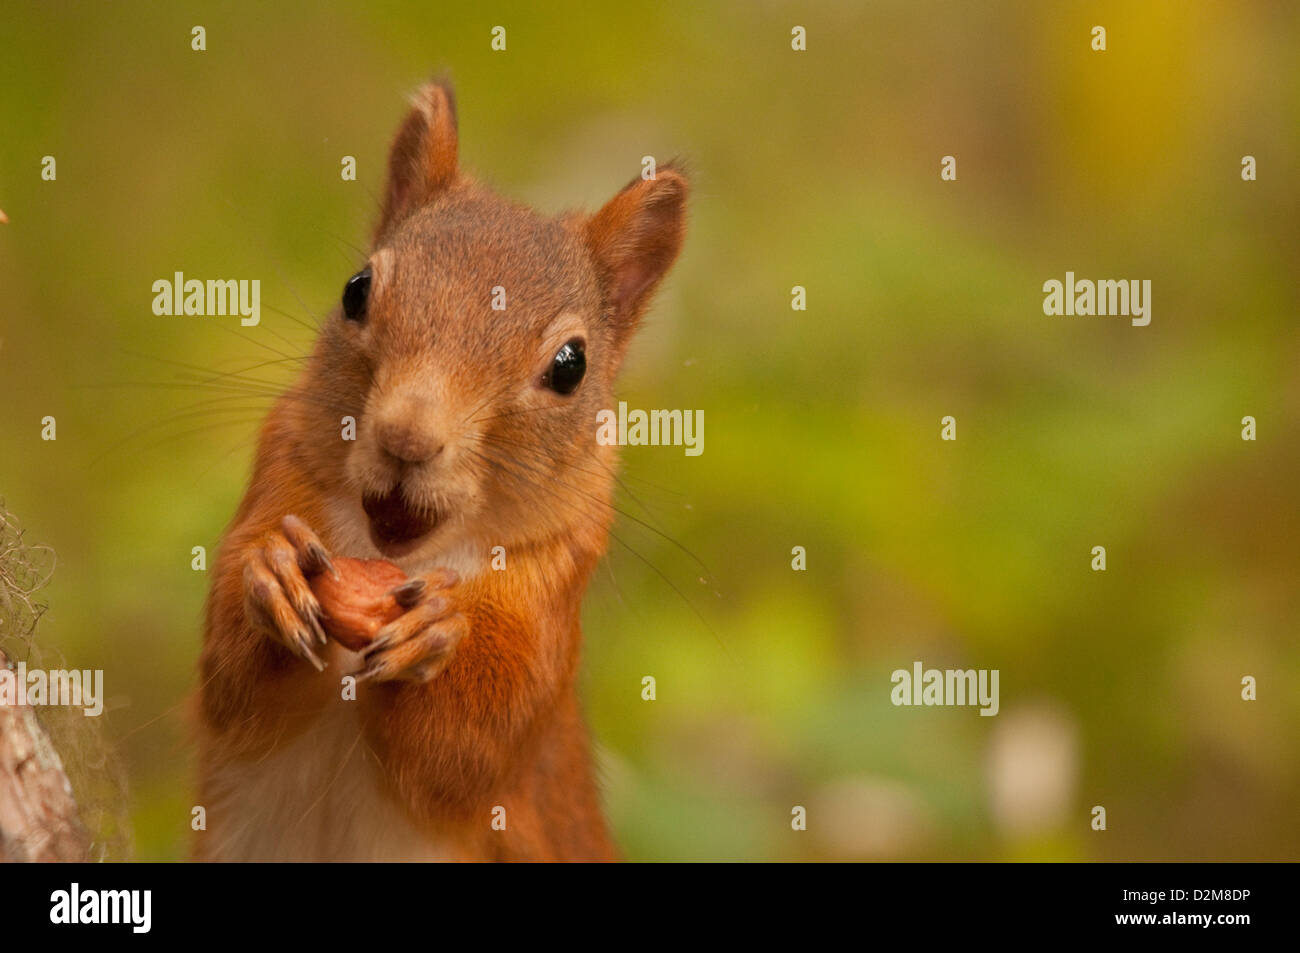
<box><xmin>302</xmin><ymin>81</ymin><xmax>688</xmax><ymax>566</ymax></box>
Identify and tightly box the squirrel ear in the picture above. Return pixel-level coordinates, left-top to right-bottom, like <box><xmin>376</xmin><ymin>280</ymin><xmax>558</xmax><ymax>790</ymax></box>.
<box><xmin>585</xmin><ymin>166</ymin><xmax>688</xmax><ymax>334</ymax></box>
<box><xmin>375</xmin><ymin>81</ymin><xmax>459</xmax><ymax>241</ymax></box>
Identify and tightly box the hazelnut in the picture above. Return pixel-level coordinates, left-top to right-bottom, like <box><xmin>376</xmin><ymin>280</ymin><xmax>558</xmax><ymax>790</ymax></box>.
<box><xmin>309</xmin><ymin>556</ymin><xmax>407</xmax><ymax>651</ymax></box>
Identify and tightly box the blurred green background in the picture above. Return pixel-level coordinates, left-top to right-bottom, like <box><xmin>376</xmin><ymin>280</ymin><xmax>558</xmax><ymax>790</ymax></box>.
<box><xmin>1</xmin><ymin>0</ymin><xmax>1297</xmax><ymax>861</ymax></box>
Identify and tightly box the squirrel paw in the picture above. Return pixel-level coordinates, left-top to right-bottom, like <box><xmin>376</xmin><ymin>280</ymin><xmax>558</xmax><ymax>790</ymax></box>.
<box><xmin>353</xmin><ymin>568</ymin><xmax>463</xmax><ymax>683</ymax></box>
<box><xmin>242</xmin><ymin>515</ymin><xmax>336</xmax><ymax>671</ymax></box>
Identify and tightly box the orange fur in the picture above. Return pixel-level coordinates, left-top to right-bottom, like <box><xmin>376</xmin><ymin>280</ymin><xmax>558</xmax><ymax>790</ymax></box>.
<box><xmin>193</xmin><ymin>80</ymin><xmax>686</xmax><ymax>862</ymax></box>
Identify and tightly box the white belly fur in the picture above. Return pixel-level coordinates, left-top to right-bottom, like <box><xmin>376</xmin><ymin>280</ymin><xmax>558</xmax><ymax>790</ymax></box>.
<box><xmin>203</xmin><ymin>694</ymin><xmax>450</xmax><ymax>862</ymax></box>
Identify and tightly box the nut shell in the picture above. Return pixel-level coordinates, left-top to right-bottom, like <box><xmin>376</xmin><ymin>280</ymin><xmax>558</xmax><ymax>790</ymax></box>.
<box><xmin>309</xmin><ymin>556</ymin><xmax>407</xmax><ymax>651</ymax></box>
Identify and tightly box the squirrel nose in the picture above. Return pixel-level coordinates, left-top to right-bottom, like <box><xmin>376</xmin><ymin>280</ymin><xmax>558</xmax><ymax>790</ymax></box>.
<box><xmin>374</xmin><ymin>414</ymin><xmax>445</xmax><ymax>466</ymax></box>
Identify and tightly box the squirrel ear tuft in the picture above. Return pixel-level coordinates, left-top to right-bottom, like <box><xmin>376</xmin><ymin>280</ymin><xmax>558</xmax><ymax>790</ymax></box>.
<box><xmin>585</xmin><ymin>165</ymin><xmax>688</xmax><ymax>335</ymax></box>
<box><xmin>375</xmin><ymin>81</ymin><xmax>459</xmax><ymax>241</ymax></box>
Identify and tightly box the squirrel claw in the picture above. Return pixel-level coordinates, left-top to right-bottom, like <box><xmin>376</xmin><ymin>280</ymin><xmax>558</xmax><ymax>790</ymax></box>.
<box><xmin>352</xmin><ymin>589</ymin><xmax>463</xmax><ymax>683</ymax></box>
<box><xmin>308</xmin><ymin>543</ymin><xmax>338</xmax><ymax>580</ymax></box>
<box><xmin>362</xmin><ymin>632</ymin><xmax>393</xmax><ymax>656</ymax></box>
<box><xmin>293</xmin><ymin>630</ymin><xmax>326</xmax><ymax>671</ymax></box>
<box><xmin>389</xmin><ymin>578</ymin><xmax>426</xmax><ymax>608</ymax></box>
<box><xmin>244</xmin><ymin>516</ymin><xmax>336</xmax><ymax>671</ymax></box>
<box><xmin>309</xmin><ymin>609</ymin><xmax>329</xmax><ymax>647</ymax></box>
<box><xmin>280</xmin><ymin>515</ymin><xmax>336</xmax><ymax>578</ymax></box>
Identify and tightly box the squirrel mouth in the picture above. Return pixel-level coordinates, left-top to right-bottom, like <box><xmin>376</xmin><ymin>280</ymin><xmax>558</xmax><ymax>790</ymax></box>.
<box><xmin>362</xmin><ymin>487</ymin><xmax>439</xmax><ymax>554</ymax></box>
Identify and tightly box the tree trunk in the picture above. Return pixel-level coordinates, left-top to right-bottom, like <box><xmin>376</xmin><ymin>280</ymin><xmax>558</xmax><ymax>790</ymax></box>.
<box><xmin>0</xmin><ymin>647</ymin><xmax>89</xmax><ymax>862</ymax></box>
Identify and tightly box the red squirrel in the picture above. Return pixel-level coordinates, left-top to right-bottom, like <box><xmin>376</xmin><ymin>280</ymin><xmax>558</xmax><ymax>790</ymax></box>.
<box><xmin>193</xmin><ymin>81</ymin><xmax>687</xmax><ymax>861</ymax></box>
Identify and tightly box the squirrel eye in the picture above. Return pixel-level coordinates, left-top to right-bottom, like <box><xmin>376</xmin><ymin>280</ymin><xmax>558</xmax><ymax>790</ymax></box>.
<box><xmin>342</xmin><ymin>266</ymin><xmax>371</xmax><ymax>322</ymax></box>
<box><xmin>545</xmin><ymin>339</ymin><xmax>586</xmax><ymax>395</ymax></box>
